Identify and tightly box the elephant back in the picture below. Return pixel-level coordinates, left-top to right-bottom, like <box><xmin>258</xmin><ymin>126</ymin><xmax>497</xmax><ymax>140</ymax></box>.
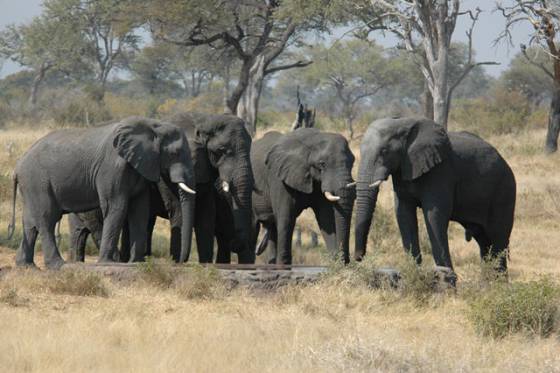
<box><xmin>251</xmin><ymin>131</ymin><xmax>284</xmax><ymax>192</ymax></box>
<box><xmin>448</xmin><ymin>131</ymin><xmax>515</xmax><ymax>187</ymax></box>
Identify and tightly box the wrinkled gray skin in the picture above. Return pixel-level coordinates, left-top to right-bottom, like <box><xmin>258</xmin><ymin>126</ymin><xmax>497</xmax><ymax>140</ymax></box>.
<box><xmin>251</xmin><ymin>129</ymin><xmax>355</xmax><ymax>264</ymax></box>
<box><xmin>68</xmin><ymin>112</ymin><xmax>254</xmax><ymax>264</ymax></box>
<box><xmin>12</xmin><ymin>117</ymin><xmax>196</xmax><ymax>269</ymax></box>
<box><xmin>354</xmin><ymin>117</ymin><xmax>516</xmax><ymax>273</ymax></box>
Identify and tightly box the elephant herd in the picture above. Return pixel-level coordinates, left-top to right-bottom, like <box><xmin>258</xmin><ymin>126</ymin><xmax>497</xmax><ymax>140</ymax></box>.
<box><xmin>7</xmin><ymin>113</ymin><xmax>516</xmax><ymax>278</ymax></box>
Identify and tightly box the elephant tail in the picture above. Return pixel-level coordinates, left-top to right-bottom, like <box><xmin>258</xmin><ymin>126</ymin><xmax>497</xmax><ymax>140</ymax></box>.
<box><xmin>255</xmin><ymin>226</ymin><xmax>269</xmax><ymax>256</ymax></box>
<box><xmin>6</xmin><ymin>173</ymin><xmax>17</xmax><ymax>240</ymax></box>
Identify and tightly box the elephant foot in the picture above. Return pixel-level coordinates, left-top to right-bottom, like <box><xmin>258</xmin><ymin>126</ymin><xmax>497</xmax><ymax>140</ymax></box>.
<box><xmin>128</xmin><ymin>257</ymin><xmax>146</xmax><ymax>263</ymax></box>
<box><xmin>97</xmin><ymin>256</ymin><xmax>116</xmax><ymax>264</ymax></box>
<box><xmin>15</xmin><ymin>260</ymin><xmax>38</xmax><ymax>269</ymax></box>
<box><xmin>45</xmin><ymin>257</ymin><xmax>65</xmax><ymax>270</ymax></box>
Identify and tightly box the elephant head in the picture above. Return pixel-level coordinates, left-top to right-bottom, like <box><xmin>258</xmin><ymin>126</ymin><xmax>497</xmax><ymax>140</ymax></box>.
<box><xmin>171</xmin><ymin>112</ymin><xmax>255</xmax><ymax>262</ymax></box>
<box><xmin>354</xmin><ymin>117</ymin><xmax>451</xmax><ymax>260</ymax></box>
<box><xmin>266</xmin><ymin>128</ymin><xmax>356</xmax><ymax>263</ymax></box>
<box><xmin>113</xmin><ymin>117</ymin><xmax>196</xmax><ymax>262</ymax></box>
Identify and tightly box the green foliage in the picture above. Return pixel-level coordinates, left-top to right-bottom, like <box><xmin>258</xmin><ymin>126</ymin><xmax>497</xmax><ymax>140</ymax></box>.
<box><xmin>468</xmin><ymin>278</ymin><xmax>560</xmax><ymax>338</ymax></box>
<box><xmin>0</xmin><ymin>287</ymin><xmax>28</xmax><ymax>307</ymax></box>
<box><xmin>500</xmin><ymin>47</ymin><xmax>554</xmax><ymax>106</ymax></box>
<box><xmin>48</xmin><ymin>95</ymin><xmax>112</xmax><ymax>127</ymax></box>
<box><xmin>397</xmin><ymin>257</ymin><xmax>450</xmax><ymax>306</ymax></box>
<box><xmin>449</xmin><ymin>86</ymin><xmax>534</xmax><ymax>136</ymax></box>
<box><xmin>174</xmin><ymin>264</ymin><xmax>226</xmax><ymax>300</ymax></box>
<box><xmin>138</xmin><ymin>259</ymin><xmax>227</xmax><ymax>300</ymax></box>
<box><xmin>48</xmin><ymin>269</ymin><xmax>110</xmax><ymax>297</ymax></box>
<box><xmin>137</xmin><ymin>257</ymin><xmax>175</xmax><ymax>288</ymax></box>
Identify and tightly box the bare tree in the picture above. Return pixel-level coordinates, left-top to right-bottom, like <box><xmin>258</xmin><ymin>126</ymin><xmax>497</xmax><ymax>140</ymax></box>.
<box><xmin>354</xmin><ymin>0</ymin><xmax>498</xmax><ymax>128</ymax></box>
<box><xmin>497</xmin><ymin>0</ymin><xmax>560</xmax><ymax>153</ymax></box>
<box><xmin>148</xmin><ymin>0</ymin><xmax>324</xmax><ymax>135</ymax></box>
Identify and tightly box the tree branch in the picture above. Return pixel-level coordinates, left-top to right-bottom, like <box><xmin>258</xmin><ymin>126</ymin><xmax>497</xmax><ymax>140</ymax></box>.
<box><xmin>264</xmin><ymin>60</ymin><xmax>312</xmax><ymax>76</ymax></box>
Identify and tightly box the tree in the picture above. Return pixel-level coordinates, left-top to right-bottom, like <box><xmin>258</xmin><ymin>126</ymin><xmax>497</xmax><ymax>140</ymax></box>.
<box><xmin>0</xmin><ymin>15</ymin><xmax>86</xmax><ymax>108</ymax></box>
<box><xmin>500</xmin><ymin>47</ymin><xmax>554</xmax><ymax>107</ymax></box>
<box><xmin>352</xmin><ymin>0</ymin><xmax>497</xmax><ymax>128</ymax></box>
<box><xmin>296</xmin><ymin>39</ymin><xmax>398</xmax><ymax>138</ymax></box>
<box><xmin>44</xmin><ymin>0</ymin><xmax>140</xmax><ymax>101</ymax></box>
<box><xmin>497</xmin><ymin>0</ymin><xmax>560</xmax><ymax>153</ymax></box>
<box><xmin>144</xmin><ymin>0</ymin><xmax>334</xmax><ymax>135</ymax></box>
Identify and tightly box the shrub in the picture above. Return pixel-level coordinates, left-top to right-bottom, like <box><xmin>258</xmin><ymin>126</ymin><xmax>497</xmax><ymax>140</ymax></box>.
<box><xmin>449</xmin><ymin>87</ymin><xmax>536</xmax><ymax>136</ymax></box>
<box><xmin>0</xmin><ymin>287</ymin><xmax>28</xmax><ymax>307</ymax></box>
<box><xmin>104</xmin><ymin>93</ymin><xmax>156</xmax><ymax>118</ymax></box>
<box><xmin>174</xmin><ymin>264</ymin><xmax>227</xmax><ymax>300</ymax></box>
<box><xmin>137</xmin><ymin>257</ymin><xmax>175</xmax><ymax>288</ymax></box>
<box><xmin>48</xmin><ymin>95</ymin><xmax>112</xmax><ymax>127</ymax></box>
<box><xmin>47</xmin><ymin>269</ymin><xmax>109</xmax><ymax>297</ymax></box>
<box><xmin>468</xmin><ymin>278</ymin><xmax>560</xmax><ymax>338</ymax></box>
<box><xmin>397</xmin><ymin>257</ymin><xmax>445</xmax><ymax>306</ymax></box>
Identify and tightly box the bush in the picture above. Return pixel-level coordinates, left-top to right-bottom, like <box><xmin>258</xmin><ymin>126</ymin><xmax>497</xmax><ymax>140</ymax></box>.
<box><xmin>397</xmin><ymin>257</ymin><xmax>449</xmax><ymax>306</ymax></box>
<box><xmin>47</xmin><ymin>269</ymin><xmax>109</xmax><ymax>297</ymax></box>
<box><xmin>137</xmin><ymin>257</ymin><xmax>175</xmax><ymax>288</ymax></box>
<box><xmin>468</xmin><ymin>278</ymin><xmax>560</xmax><ymax>338</ymax></box>
<box><xmin>450</xmin><ymin>87</ymin><xmax>536</xmax><ymax>136</ymax></box>
<box><xmin>0</xmin><ymin>287</ymin><xmax>28</xmax><ymax>307</ymax></box>
<box><xmin>48</xmin><ymin>95</ymin><xmax>112</xmax><ymax>127</ymax></box>
<box><xmin>174</xmin><ymin>264</ymin><xmax>226</xmax><ymax>300</ymax></box>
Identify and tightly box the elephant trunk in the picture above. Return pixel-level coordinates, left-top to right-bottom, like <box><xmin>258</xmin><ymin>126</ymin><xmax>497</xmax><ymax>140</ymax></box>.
<box><xmin>230</xmin><ymin>159</ymin><xmax>255</xmax><ymax>263</ymax></box>
<box><xmin>334</xmin><ymin>191</ymin><xmax>354</xmax><ymax>264</ymax></box>
<box><xmin>354</xmin><ymin>182</ymin><xmax>380</xmax><ymax>261</ymax></box>
<box><xmin>178</xmin><ymin>189</ymin><xmax>195</xmax><ymax>263</ymax></box>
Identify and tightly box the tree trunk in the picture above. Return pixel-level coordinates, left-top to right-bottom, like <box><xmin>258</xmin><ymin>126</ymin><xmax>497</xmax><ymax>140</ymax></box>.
<box><xmin>223</xmin><ymin>63</ymin><xmax>231</xmax><ymax>113</ymax></box>
<box><xmin>432</xmin><ymin>57</ymin><xmax>449</xmax><ymax>128</ymax></box>
<box><xmin>236</xmin><ymin>55</ymin><xmax>266</xmax><ymax>136</ymax></box>
<box><xmin>545</xmin><ymin>87</ymin><xmax>560</xmax><ymax>153</ymax></box>
<box><xmin>422</xmin><ymin>83</ymin><xmax>434</xmax><ymax>120</ymax></box>
<box><xmin>28</xmin><ymin>64</ymin><xmax>49</xmax><ymax>109</ymax></box>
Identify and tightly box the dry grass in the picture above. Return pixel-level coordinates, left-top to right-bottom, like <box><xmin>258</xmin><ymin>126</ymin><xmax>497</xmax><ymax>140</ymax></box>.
<box><xmin>0</xmin><ymin>125</ymin><xmax>559</xmax><ymax>372</ymax></box>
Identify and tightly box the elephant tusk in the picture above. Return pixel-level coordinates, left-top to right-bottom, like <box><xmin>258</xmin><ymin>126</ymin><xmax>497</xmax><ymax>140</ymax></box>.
<box><xmin>222</xmin><ymin>181</ymin><xmax>230</xmax><ymax>193</ymax></box>
<box><xmin>179</xmin><ymin>182</ymin><xmax>196</xmax><ymax>194</ymax></box>
<box><xmin>324</xmin><ymin>191</ymin><xmax>341</xmax><ymax>202</ymax></box>
<box><xmin>369</xmin><ymin>180</ymin><xmax>383</xmax><ymax>189</ymax></box>
<box><xmin>346</xmin><ymin>182</ymin><xmax>356</xmax><ymax>188</ymax></box>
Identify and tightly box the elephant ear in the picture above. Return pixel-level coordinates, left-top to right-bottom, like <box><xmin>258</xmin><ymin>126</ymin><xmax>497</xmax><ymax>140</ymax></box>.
<box><xmin>265</xmin><ymin>135</ymin><xmax>313</xmax><ymax>194</ymax></box>
<box><xmin>113</xmin><ymin>119</ymin><xmax>161</xmax><ymax>182</ymax></box>
<box><xmin>401</xmin><ymin>119</ymin><xmax>451</xmax><ymax>180</ymax></box>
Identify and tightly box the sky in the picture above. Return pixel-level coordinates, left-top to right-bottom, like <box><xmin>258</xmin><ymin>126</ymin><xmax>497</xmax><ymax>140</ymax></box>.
<box><xmin>0</xmin><ymin>0</ymin><xmax>534</xmax><ymax>78</ymax></box>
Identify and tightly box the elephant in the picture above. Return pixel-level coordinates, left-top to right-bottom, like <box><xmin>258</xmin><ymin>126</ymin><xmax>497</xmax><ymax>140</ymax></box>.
<box><xmin>9</xmin><ymin>116</ymin><xmax>196</xmax><ymax>269</ymax></box>
<box><xmin>251</xmin><ymin>128</ymin><xmax>356</xmax><ymax>265</ymax></box>
<box><xmin>354</xmin><ymin>117</ymin><xmax>516</xmax><ymax>273</ymax></box>
<box><xmin>67</xmin><ymin>112</ymin><xmax>255</xmax><ymax>264</ymax></box>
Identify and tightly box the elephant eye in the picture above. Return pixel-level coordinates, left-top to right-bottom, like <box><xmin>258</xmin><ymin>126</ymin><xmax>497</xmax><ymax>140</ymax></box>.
<box><xmin>380</xmin><ymin>148</ymin><xmax>388</xmax><ymax>155</ymax></box>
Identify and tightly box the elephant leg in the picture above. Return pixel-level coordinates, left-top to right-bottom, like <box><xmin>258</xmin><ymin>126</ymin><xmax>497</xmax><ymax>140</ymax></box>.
<box><xmin>68</xmin><ymin>214</ymin><xmax>88</xmax><ymax>262</ymax></box>
<box><xmin>120</xmin><ymin>225</ymin><xmax>130</xmax><ymax>263</ymax></box>
<box><xmin>265</xmin><ymin>224</ymin><xmax>278</xmax><ymax>264</ymax></box>
<box><xmin>145</xmin><ymin>214</ymin><xmax>156</xmax><ymax>257</ymax></box>
<box><xmin>194</xmin><ymin>186</ymin><xmax>216</xmax><ymax>263</ymax></box>
<box><xmin>312</xmin><ymin>203</ymin><xmax>337</xmax><ymax>254</ymax></box>
<box><xmin>275</xmin><ymin>212</ymin><xmax>296</xmax><ymax>265</ymax></box>
<box><xmin>38</xmin><ymin>215</ymin><xmax>65</xmax><ymax>269</ymax></box>
<box><xmin>127</xmin><ymin>190</ymin><xmax>150</xmax><ymax>262</ymax></box>
<box><xmin>98</xmin><ymin>198</ymin><xmax>128</xmax><ymax>263</ymax></box>
<box><xmin>215</xmin><ymin>232</ymin><xmax>231</xmax><ymax>264</ymax></box>
<box><xmin>395</xmin><ymin>196</ymin><xmax>421</xmax><ymax>264</ymax></box>
<box><xmin>15</xmin><ymin>212</ymin><xmax>38</xmax><ymax>267</ymax></box>
<box><xmin>421</xmin><ymin>199</ymin><xmax>453</xmax><ymax>269</ymax></box>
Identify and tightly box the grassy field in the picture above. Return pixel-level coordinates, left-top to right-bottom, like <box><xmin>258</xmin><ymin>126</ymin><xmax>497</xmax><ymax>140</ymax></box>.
<box><xmin>0</xmin><ymin>124</ymin><xmax>559</xmax><ymax>372</ymax></box>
